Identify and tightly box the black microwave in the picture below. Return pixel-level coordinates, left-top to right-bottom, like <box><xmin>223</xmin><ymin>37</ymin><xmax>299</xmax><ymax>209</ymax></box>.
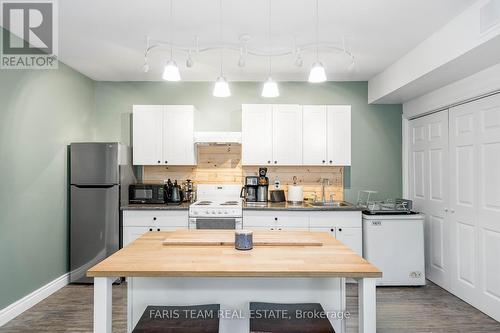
<box><xmin>129</xmin><ymin>184</ymin><xmax>166</xmax><ymax>204</ymax></box>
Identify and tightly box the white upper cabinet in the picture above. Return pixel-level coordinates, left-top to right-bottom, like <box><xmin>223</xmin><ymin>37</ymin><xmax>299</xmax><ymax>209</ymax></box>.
<box><xmin>163</xmin><ymin>106</ymin><xmax>196</xmax><ymax>165</ymax></box>
<box><xmin>133</xmin><ymin>105</ymin><xmax>196</xmax><ymax>165</ymax></box>
<box><xmin>272</xmin><ymin>104</ymin><xmax>302</xmax><ymax>165</ymax></box>
<box><xmin>132</xmin><ymin>105</ymin><xmax>164</xmax><ymax>165</ymax></box>
<box><xmin>302</xmin><ymin>105</ymin><xmax>328</xmax><ymax>165</ymax></box>
<box><xmin>242</xmin><ymin>104</ymin><xmax>273</xmax><ymax>165</ymax></box>
<box><xmin>327</xmin><ymin>105</ymin><xmax>351</xmax><ymax>166</ymax></box>
<box><xmin>242</xmin><ymin>104</ymin><xmax>351</xmax><ymax>166</ymax></box>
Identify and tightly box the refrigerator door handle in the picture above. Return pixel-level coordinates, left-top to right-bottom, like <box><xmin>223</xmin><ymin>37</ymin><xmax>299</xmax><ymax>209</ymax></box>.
<box><xmin>72</xmin><ymin>184</ymin><xmax>116</xmax><ymax>189</ymax></box>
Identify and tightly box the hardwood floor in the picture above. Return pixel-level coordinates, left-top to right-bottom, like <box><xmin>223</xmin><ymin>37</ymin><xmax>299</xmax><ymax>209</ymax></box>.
<box><xmin>1</xmin><ymin>281</ymin><xmax>499</xmax><ymax>332</ymax></box>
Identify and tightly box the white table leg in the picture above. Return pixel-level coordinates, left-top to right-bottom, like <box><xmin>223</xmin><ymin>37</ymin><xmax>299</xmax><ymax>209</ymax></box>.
<box><xmin>357</xmin><ymin>278</ymin><xmax>376</xmax><ymax>333</ymax></box>
<box><xmin>94</xmin><ymin>277</ymin><xmax>114</xmax><ymax>333</ymax></box>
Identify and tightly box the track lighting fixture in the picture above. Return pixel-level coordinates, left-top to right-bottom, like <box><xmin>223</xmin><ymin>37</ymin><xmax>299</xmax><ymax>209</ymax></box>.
<box><xmin>308</xmin><ymin>0</ymin><xmax>327</xmax><ymax>83</ymax></box>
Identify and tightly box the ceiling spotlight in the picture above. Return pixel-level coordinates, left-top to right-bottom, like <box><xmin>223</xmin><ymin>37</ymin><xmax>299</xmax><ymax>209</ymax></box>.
<box><xmin>262</xmin><ymin>77</ymin><xmax>279</xmax><ymax>98</ymax></box>
<box><xmin>309</xmin><ymin>0</ymin><xmax>327</xmax><ymax>83</ymax></box>
<box><xmin>294</xmin><ymin>55</ymin><xmax>303</xmax><ymax>67</ymax></box>
<box><xmin>163</xmin><ymin>0</ymin><xmax>181</xmax><ymax>81</ymax></box>
<box><xmin>213</xmin><ymin>0</ymin><xmax>231</xmax><ymax>97</ymax></box>
<box><xmin>238</xmin><ymin>56</ymin><xmax>246</xmax><ymax>68</ymax></box>
<box><xmin>308</xmin><ymin>61</ymin><xmax>327</xmax><ymax>83</ymax></box>
<box><xmin>162</xmin><ymin>60</ymin><xmax>181</xmax><ymax>81</ymax></box>
<box><xmin>186</xmin><ymin>51</ymin><xmax>194</xmax><ymax>68</ymax></box>
<box><xmin>213</xmin><ymin>76</ymin><xmax>231</xmax><ymax>97</ymax></box>
<box><xmin>262</xmin><ymin>0</ymin><xmax>279</xmax><ymax>98</ymax></box>
<box><xmin>348</xmin><ymin>60</ymin><xmax>356</xmax><ymax>72</ymax></box>
<box><xmin>238</xmin><ymin>47</ymin><xmax>246</xmax><ymax>67</ymax></box>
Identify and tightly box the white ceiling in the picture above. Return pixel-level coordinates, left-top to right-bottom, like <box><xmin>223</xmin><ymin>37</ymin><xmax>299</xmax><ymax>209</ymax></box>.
<box><xmin>59</xmin><ymin>0</ymin><xmax>476</xmax><ymax>81</ymax></box>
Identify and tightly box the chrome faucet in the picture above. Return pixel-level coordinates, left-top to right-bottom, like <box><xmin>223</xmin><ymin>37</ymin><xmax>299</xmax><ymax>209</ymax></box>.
<box><xmin>321</xmin><ymin>178</ymin><xmax>330</xmax><ymax>203</ymax></box>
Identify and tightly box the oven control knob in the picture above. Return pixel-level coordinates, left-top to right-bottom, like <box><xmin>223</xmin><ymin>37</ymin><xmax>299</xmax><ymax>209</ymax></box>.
<box><xmin>224</xmin><ymin>211</ymin><xmax>228</xmax><ymax>214</ymax></box>
<box><xmin>211</xmin><ymin>210</ymin><xmax>216</xmax><ymax>214</ymax></box>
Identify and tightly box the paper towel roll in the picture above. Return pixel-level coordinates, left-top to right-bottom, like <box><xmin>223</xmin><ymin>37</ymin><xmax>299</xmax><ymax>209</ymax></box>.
<box><xmin>287</xmin><ymin>185</ymin><xmax>304</xmax><ymax>203</ymax></box>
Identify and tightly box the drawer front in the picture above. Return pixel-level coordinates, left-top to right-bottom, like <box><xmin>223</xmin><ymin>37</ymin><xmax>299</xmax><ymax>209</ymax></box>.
<box><xmin>243</xmin><ymin>211</ymin><xmax>309</xmax><ymax>228</ymax></box>
<box><xmin>123</xmin><ymin>210</ymin><xmax>188</xmax><ymax>227</ymax></box>
<box><xmin>309</xmin><ymin>211</ymin><xmax>361</xmax><ymax>228</ymax></box>
<box><xmin>123</xmin><ymin>226</ymin><xmax>182</xmax><ymax>247</ymax></box>
<box><xmin>247</xmin><ymin>226</ymin><xmax>309</xmax><ymax>231</ymax></box>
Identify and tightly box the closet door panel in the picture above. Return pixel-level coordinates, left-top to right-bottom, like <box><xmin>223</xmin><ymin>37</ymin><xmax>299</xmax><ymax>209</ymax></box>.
<box><xmin>475</xmin><ymin>94</ymin><xmax>500</xmax><ymax>321</ymax></box>
<box><xmin>449</xmin><ymin>104</ymin><xmax>478</xmax><ymax>305</ymax></box>
<box><xmin>409</xmin><ymin>110</ymin><xmax>449</xmax><ymax>289</ymax></box>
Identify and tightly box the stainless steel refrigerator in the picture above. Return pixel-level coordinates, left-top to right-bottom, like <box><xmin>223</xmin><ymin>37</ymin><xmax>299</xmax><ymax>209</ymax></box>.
<box><xmin>69</xmin><ymin>142</ymin><xmax>135</xmax><ymax>283</ymax></box>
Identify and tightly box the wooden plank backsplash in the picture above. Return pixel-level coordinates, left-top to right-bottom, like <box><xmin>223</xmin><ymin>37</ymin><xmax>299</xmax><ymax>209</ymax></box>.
<box><xmin>144</xmin><ymin>145</ymin><xmax>344</xmax><ymax>201</ymax></box>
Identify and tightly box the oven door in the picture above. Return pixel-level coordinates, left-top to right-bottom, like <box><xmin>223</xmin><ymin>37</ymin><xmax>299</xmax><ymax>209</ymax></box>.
<box><xmin>189</xmin><ymin>217</ymin><xmax>243</xmax><ymax>230</ymax></box>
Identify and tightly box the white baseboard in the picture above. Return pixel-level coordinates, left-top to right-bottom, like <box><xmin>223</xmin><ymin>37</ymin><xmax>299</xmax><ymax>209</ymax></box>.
<box><xmin>0</xmin><ymin>273</ymin><xmax>69</xmax><ymax>327</ymax></box>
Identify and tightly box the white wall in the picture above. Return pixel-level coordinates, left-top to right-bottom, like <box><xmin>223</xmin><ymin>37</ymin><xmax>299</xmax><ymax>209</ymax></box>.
<box><xmin>369</xmin><ymin>0</ymin><xmax>500</xmax><ymax>104</ymax></box>
<box><xmin>403</xmin><ymin>61</ymin><xmax>500</xmax><ymax>118</ymax></box>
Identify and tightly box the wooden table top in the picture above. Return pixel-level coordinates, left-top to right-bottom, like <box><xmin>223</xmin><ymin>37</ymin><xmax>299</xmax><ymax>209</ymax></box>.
<box><xmin>87</xmin><ymin>230</ymin><xmax>382</xmax><ymax>278</ymax></box>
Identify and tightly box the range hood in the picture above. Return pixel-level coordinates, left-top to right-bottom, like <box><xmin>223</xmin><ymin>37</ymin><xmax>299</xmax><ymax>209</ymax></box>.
<box><xmin>194</xmin><ymin>132</ymin><xmax>242</xmax><ymax>145</ymax></box>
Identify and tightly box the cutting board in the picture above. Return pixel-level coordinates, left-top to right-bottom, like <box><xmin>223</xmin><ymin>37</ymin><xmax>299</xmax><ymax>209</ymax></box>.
<box><xmin>162</xmin><ymin>230</ymin><xmax>323</xmax><ymax>247</ymax></box>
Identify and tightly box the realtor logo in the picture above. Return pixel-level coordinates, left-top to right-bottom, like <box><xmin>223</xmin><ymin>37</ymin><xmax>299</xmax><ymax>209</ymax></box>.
<box><xmin>1</xmin><ymin>0</ymin><xmax>58</xmax><ymax>69</ymax></box>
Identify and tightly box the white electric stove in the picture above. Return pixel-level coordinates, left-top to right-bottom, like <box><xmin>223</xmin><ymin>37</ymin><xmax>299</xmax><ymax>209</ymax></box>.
<box><xmin>188</xmin><ymin>184</ymin><xmax>243</xmax><ymax>229</ymax></box>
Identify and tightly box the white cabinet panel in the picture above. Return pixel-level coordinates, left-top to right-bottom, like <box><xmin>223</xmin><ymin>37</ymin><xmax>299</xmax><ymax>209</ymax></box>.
<box><xmin>243</xmin><ymin>211</ymin><xmax>309</xmax><ymax>229</ymax></box>
<box><xmin>123</xmin><ymin>226</ymin><xmax>181</xmax><ymax>247</ymax></box>
<box><xmin>327</xmin><ymin>105</ymin><xmax>351</xmax><ymax>166</ymax></box>
<box><xmin>123</xmin><ymin>210</ymin><xmax>188</xmax><ymax>228</ymax></box>
<box><xmin>132</xmin><ymin>105</ymin><xmax>164</xmax><ymax>165</ymax></box>
<box><xmin>309</xmin><ymin>211</ymin><xmax>361</xmax><ymax>228</ymax></box>
<box><xmin>302</xmin><ymin>105</ymin><xmax>327</xmax><ymax>165</ymax></box>
<box><xmin>242</xmin><ymin>104</ymin><xmax>273</xmax><ymax>165</ymax></box>
<box><xmin>123</xmin><ymin>226</ymin><xmax>150</xmax><ymax>247</ymax></box>
<box><xmin>336</xmin><ymin>227</ymin><xmax>363</xmax><ymax>256</ymax></box>
<box><xmin>133</xmin><ymin>105</ymin><xmax>196</xmax><ymax>166</ymax></box>
<box><xmin>272</xmin><ymin>104</ymin><xmax>302</xmax><ymax>165</ymax></box>
<box><xmin>163</xmin><ymin>106</ymin><xmax>196</xmax><ymax>165</ymax></box>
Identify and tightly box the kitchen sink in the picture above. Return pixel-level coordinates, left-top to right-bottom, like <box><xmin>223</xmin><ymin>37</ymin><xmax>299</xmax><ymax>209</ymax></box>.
<box><xmin>307</xmin><ymin>201</ymin><xmax>352</xmax><ymax>207</ymax></box>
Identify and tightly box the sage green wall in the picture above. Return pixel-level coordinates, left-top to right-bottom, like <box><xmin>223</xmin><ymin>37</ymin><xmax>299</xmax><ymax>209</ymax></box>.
<box><xmin>94</xmin><ymin>81</ymin><xmax>402</xmax><ymax>202</ymax></box>
<box><xmin>0</xmin><ymin>64</ymin><xmax>95</xmax><ymax>309</ymax></box>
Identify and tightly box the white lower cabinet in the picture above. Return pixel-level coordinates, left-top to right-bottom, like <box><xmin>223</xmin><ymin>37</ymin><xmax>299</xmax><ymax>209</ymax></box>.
<box><xmin>243</xmin><ymin>210</ymin><xmax>362</xmax><ymax>255</ymax></box>
<box><xmin>122</xmin><ymin>210</ymin><xmax>188</xmax><ymax>247</ymax></box>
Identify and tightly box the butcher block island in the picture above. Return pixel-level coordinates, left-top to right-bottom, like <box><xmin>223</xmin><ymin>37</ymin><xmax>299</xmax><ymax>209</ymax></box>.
<box><xmin>87</xmin><ymin>230</ymin><xmax>381</xmax><ymax>333</ymax></box>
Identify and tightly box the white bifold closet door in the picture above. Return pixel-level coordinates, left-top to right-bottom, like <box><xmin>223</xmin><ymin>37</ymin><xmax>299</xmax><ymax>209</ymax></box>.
<box><xmin>409</xmin><ymin>93</ymin><xmax>500</xmax><ymax>322</ymax></box>
<box><xmin>449</xmin><ymin>94</ymin><xmax>500</xmax><ymax>321</ymax></box>
<box><xmin>409</xmin><ymin>110</ymin><xmax>450</xmax><ymax>289</ymax></box>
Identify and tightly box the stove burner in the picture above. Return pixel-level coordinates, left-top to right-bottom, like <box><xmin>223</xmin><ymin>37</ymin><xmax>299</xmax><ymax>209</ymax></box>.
<box><xmin>196</xmin><ymin>201</ymin><xmax>213</xmax><ymax>206</ymax></box>
<box><xmin>221</xmin><ymin>201</ymin><xmax>239</xmax><ymax>206</ymax></box>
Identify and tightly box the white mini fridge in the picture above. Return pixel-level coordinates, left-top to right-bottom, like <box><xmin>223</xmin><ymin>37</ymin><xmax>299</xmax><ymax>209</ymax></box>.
<box><xmin>362</xmin><ymin>213</ymin><xmax>425</xmax><ymax>286</ymax></box>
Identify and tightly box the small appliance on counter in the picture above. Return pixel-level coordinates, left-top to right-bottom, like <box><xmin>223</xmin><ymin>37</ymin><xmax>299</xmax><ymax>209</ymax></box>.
<box><xmin>269</xmin><ymin>190</ymin><xmax>286</xmax><ymax>203</ymax></box>
<box><xmin>129</xmin><ymin>184</ymin><xmax>167</xmax><ymax>204</ymax></box>
<box><xmin>182</xmin><ymin>179</ymin><xmax>196</xmax><ymax>203</ymax></box>
<box><xmin>287</xmin><ymin>176</ymin><xmax>304</xmax><ymax>203</ymax></box>
<box><xmin>165</xmin><ymin>179</ymin><xmax>183</xmax><ymax>205</ymax></box>
<box><xmin>240</xmin><ymin>176</ymin><xmax>258</xmax><ymax>202</ymax></box>
<box><xmin>257</xmin><ymin>167</ymin><xmax>269</xmax><ymax>202</ymax></box>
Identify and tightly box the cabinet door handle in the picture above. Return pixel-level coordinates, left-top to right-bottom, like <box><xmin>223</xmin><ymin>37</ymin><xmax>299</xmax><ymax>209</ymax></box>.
<box><xmin>149</xmin><ymin>228</ymin><xmax>153</xmax><ymax>231</ymax></box>
<box><xmin>157</xmin><ymin>228</ymin><xmax>160</xmax><ymax>232</ymax></box>
<box><xmin>274</xmin><ymin>161</ymin><xmax>277</xmax><ymax>164</ymax></box>
<box><xmin>274</xmin><ymin>217</ymin><xmax>278</xmax><ymax>221</ymax></box>
<box><xmin>165</xmin><ymin>161</ymin><xmax>168</xmax><ymax>164</ymax></box>
<box><xmin>329</xmin><ymin>160</ymin><xmax>332</xmax><ymax>164</ymax></box>
<box><xmin>157</xmin><ymin>160</ymin><xmax>161</xmax><ymax>164</ymax></box>
<box><xmin>278</xmin><ymin>228</ymin><xmax>282</xmax><ymax>231</ymax></box>
<box><xmin>268</xmin><ymin>160</ymin><xmax>271</xmax><ymax>164</ymax></box>
<box><xmin>322</xmin><ymin>160</ymin><xmax>326</xmax><ymax>163</ymax></box>
<box><xmin>338</xmin><ymin>228</ymin><xmax>342</xmax><ymax>232</ymax></box>
<box><xmin>153</xmin><ymin>217</ymin><xmax>157</xmax><ymax>221</ymax></box>
<box><xmin>330</xmin><ymin>228</ymin><xmax>334</xmax><ymax>232</ymax></box>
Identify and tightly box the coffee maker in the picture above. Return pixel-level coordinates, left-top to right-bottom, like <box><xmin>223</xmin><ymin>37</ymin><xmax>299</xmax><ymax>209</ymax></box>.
<box><xmin>241</xmin><ymin>176</ymin><xmax>258</xmax><ymax>202</ymax></box>
<box><xmin>257</xmin><ymin>167</ymin><xmax>269</xmax><ymax>202</ymax></box>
